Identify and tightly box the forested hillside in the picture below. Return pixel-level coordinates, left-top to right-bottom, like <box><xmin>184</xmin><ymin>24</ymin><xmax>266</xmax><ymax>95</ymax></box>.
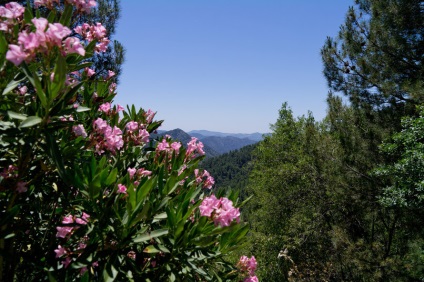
<box><xmin>200</xmin><ymin>144</ymin><xmax>256</xmax><ymax>198</ymax></box>
<box><xmin>208</xmin><ymin>1</ymin><xmax>424</xmax><ymax>281</ymax></box>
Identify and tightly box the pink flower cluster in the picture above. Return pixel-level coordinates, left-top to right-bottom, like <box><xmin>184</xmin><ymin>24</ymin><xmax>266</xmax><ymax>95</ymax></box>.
<box><xmin>194</xmin><ymin>169</ymin><xmax>215</xmax><ymax>189</ymax></box>
<box><xmin>237</xmin><ymin>256</ymin><xmax>258</xmax><ymax>282</ymax></box>
<box><xmin>199</xmin><ymin>195</ymin><xmax>240</xmax><ymax>227</ymax></box>
<box><xmin>55</xmin><ymin>212</ymin><xmax>91</xmax><ymax>268</ymax></box>
<box><xmin>145</xmin><ymin>109</ymin><xmax>156</xmax><ymax>124</ymax></box>
<box><xmin>0</xmin><ymin>2</ymin><xmax>24</xmax><ymax>32</ymax></box>
<box><xmin>72</xmin><ymin>124</ymin><xmax>87</xmax><ymax>138</ymax></box>
<box><xmin>5</xmin><ymin>17</ymin><xmax>85</xmax><ymax>66</ymax></box>
<box><xmin>186</xmin><ymin>137</ymin><xmax>205</xmax><ymax>159</ymax></box>
<box><xmin>34</xmin><ymin>0</ymin><xmax>59</xmax><ymax>9</ymax></box>
<box><xmin>117</xmin><ymin>183</ymin><xmax>127</xmax><ymax>194</ymax></box>
<box><xmin>67</xmin><ymin>0</ymin><xmax>97</xmax><ymax>13</ymax></box>
<box><xmin>124</xmin><ymin>121</ymin><xmax>150</xmax><ymax>145</ymax></box>
<box><xmin>127</xmin><ymin>167</ymin><xmax>152</xmax><ymax>187</ymax></box>
<box><xmin>74</xmin><ymin>22</ymin><xmax>109</xmax><ymax>52</ymax></box>
<box><xmin>0</xmin><ymin>165</ymin><xmax>27</xmax><ymax>193</ymax></box>
<box><xmin>156</xmin><ymin>138</ymin><xmax>182</xmax><ymax>154</ymax></box>
<box><xmin>35</xmin><ymin>0</ymin><xmax>96</xmax><ymax>14</ymax></box>
<box><xmin>56</xmin><ymin>212</ymin><xmax>90</xmax><ymax>239</ymax></box>
<box><xmin>92</xmin><ymin>118</ymin><xmax>124</xmax><ymax>154</ymax></box>
<box><xmin>98</xmin><ymin>102</ymin><xmax>124</xmax><ymax>115</ymax></box>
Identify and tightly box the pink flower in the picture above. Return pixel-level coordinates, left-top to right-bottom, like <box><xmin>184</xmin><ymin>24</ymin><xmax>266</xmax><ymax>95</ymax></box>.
<box><xmin>99</xmin><ymin>102</ymin><xmax>111</xmax><ymax>114</ymax></box>
<box><xmin>106</xmin><ymin>70</ymin><xmax>115</xmax><ymax>79</ymax></box>
<box><xmin>45</xmin><ymin>23</ymin><xmax>71</xmax><ymax>46</ymax></box>
<box><xmin>96</xmin><ymin>38</ymin><xmax>109</xmax><ymax>53</ymax></box>
<box><xmin>18</xmin><ymin>31</ymin><xmax>41</xmax><ymax>51</ymax></box>
<box><xmin>108</xmin><ymin>82</ymin><xmax>116</xmax><ymax>93</ymax></box>
<box><xmin>34</xmin><ymin>0</ymin><xmax>60</xmax><ymax>9</ymax></box>
<box><xmin>18</xmin><ymin>85</ymin><xmax>27</xmax><ymax>95</ymax></box>
<box><xmin>137</xmin><ymin>168</ymin><xmax>152</xmax><ymax>177</ymax></box>
<box><xmin>157</xmin><ymin>139</ymin><xmax>170</xmax><ymax>152</ymax></box>
<box><xmin>116</xmin><ymin>104</ymin><xmax>124</xmax><ymax>112</ymax></box>
<box><xmin>127</xmin><ymin>167</ymin><xmax>136</xmax><ymax>179</ymax></box>
<box><xmin>54</xmin><ymin>245</ymin><xmax>67</xmax><ymax>258</ymax></box>
<box><xmin>93</xmin><ymin>118</ymin><xmax>108</xmax><ymax>133</ymax></box>
<box><xmin>199</xmin><ymin>195</ymin><xmax>240</xmax><ymax>227</ymax></box>
<box><xmin>247</xmin><ymin>257</ymin><xmax>257</xmax><ymax>274</ymax></box>
<box><xmin>6</xmin><ymin>44</ymin><xmax>27</xmax><ymax>66</ymax></box>
<box><xmin>85</xmin><ymin>67</ymin><xmax>95</xmax><ymax>77</ymax></box>
<box><xmin>104</xmin><ymin>126</ymin><xmax>123</xmax><ymax>152</ymax></box>
<box><xmin>75</xmin><ymin>212</ymin><xmax>90</xmax><ymax>225</ymax></box>
<box><xmin>78</xmin><ymin>242</ymin><xmax>87</xmax><ymax>250</ymax></box>
<box><xmin>32</xmin><ymin>17</ymin><xmax>48</xmax><ymax>32</ymax></box>
<box><xmin>1</xmin><ymin>2</ymin><xmax>25</xmax><ymax>19</ymax></box>
<box><xmin>62</xmin><ymin>257</ymin><xmax>72</xmax><ymax>268</ymax></box>
<box><xmin>16</xmin><ymin>181</ymin><xmax>27</xmax><ymax>193</ymax></box>
<box><xmin>145</xmin><ymin>109</ymin><xmax>156</xmax><ymax>124</ymax></box>
<box><xmin>92</xmin><ymin>22</ymin><xmax>106</xmax><ymax>39</ymax></box>
<box><xmin>56</xmin><ymin>226</ymin><xmax>73</xmax><ymax>238</ymax></box>
<box><xmin>66</xmin><ymin>0</ymin><xmax>97</xmax><ymax>14</ymax></box>
<box><xmin>186</xmin><ymin>137</ymin><xmax>205</xmax><ymax>158</ymax></box>
<box><xmin>63</xmin><ymin>37</ymin><xmax>85</xmax><ymax>56</ymax></box>
<box><xmin>117</xmin><ymin>184</ymin><xmax>127</xmax><ymax>194</ymax></box>
<box><xmin>72</xmin><ymin>124</ymin><xmax>87</xmax><ymax>138</ymax></box>
<box><xmin>244</xmin><ymin>276</ymin><xmax>259</xmax><ymax>282</ymax></box>
<box><xmin>238</xmin><ymin>256</ymin><xmax>258</xmax><ymax>277</ymax></box>
<box><xmin>126</xmin><ymin>121</ymin><xmax>138</xmax><ymax>132</ymax></box>
<box><xmin>62</xmin><ymin>215</ymin><xmax>74</xmax><ymax>224</ymax></box>
<box><xmin>199</xmin><ymin>195</ymin><xmax>220</xmax><ymax>217</ymax></box>
<box><xmin>138</xmin><ymin>129</ymin><xmax>150</xmax><ymax>144</ymax></box>
<box><xmin>171</xmin><ymin>142</ymin><xmax>181</xmax><ymax>151</ymax></box>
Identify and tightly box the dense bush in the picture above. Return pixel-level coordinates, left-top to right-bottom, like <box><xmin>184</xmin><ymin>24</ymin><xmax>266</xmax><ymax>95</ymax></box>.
<box><xmin>0</xmin><ymin>1</ymin><xmax>255</xmax><ymax>281</ymax></box>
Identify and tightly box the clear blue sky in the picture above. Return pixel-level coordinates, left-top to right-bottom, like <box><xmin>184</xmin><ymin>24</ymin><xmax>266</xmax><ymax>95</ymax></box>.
<box><xmin>114</xmin><ymin>0</ymin><xmax>352</xmax><ymax>133</ymax></box>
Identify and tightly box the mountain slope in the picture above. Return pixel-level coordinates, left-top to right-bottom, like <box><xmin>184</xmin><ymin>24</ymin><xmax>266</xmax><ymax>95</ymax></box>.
<box><xmin>188</xmin><ymin>130</ymin><xmax>264</xmax><ymax>142</ymax></box>
<box><xmin>199</xmin><ymin>135</ymin><xmax>257</xmax><ymax>154</ymax></box>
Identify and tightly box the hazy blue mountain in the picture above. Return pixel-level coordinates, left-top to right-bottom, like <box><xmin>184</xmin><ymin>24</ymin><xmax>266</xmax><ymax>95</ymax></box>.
<box><xmin>199</xmin><ymin>136</ymin><xmax>257</xmax><ymax>154</ymax></box>
<box><xmin>153</xmin><ymin>128</ymin><xmax>219</xmax><ymax>158</ymax></box>
<box><xmin>152</xmin><ymin>129</ymin><xmax>263</xmax><ymax>156</ymax></box>
<box><xmin>188</xmin><ymin>130</ymin><xmax>264</xmax><ymax>142</ymax></box>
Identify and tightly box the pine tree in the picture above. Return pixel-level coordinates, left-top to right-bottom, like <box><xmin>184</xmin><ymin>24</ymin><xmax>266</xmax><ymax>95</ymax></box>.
<box><xmin>321</xmin><ymin>0</ymin><xmax>424</xmax><ymax>116</ymax></box>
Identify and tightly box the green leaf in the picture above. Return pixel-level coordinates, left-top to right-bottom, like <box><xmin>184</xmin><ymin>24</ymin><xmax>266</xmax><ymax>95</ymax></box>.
<box><xmin>23</xmin><ymin>5</ymin><xmax>33</xmax><ymax>24</ymax></box>
<box><xmin>133</xmin><ymin>229</ymin><xmax>169</xmax><ymax>243</ymax></box>
<box><xmin>59</xmin><ymin>4</ymin><xmax>73</xmax><ymax>26</ymax></box>
<box><xmin>153</xmin><ymin>212</ymin><xmax>167</xmax><ymax>223</ymax></box>
<box><xmin>21</xmin><ymin>63</ymin><xmax>47</xmax><ymax>108</ymax></box>
<box><xmin>143</xmin><ymin>245</ymin><xmax>161</xmax><ymax>254</ymax></box>
<box><xmin>50</xmin><ymin>55</ymin><xmax>67</xmax><ymax>100</ymax></box>
<box><xmin>0</xmin><ymin>33</ymin><xmax>8</xmax><ymax>69</ymax></box>
<box><xmin>103</xmin><ymin>263</ymin><xmax>118</xmax><ymax>282</ymax></box>
<box><xmin>143</xmin><ymin>244</ymin><xmax>170</xmax><ymax>253</ymax></box>
<box><xmin>7</xmin><ymin>111</ymin><xmax>27</xmax><ymax>120</ymax></box>
<box><xmin>19</xmin><ymin>116</ymin><xmax>42</xmax><ymax>128</ymax></box>
<box><xmin>105</xmin><ymin>168</ymin><xmax>118</xmax><ymax>186</ymax></box>
<box><xmin>2</xmin><ymin>72</ymin><xmax>26</xmax><ymax>95</ymax></box>
<box><xmin>76</xmin><ymin>106</ymin><xmax>91</xmax><ymax>112</ymax></box>
<box><xmin>45</xmin><ymin>132</ymin><xmax>68</xmax><ymax>181</ymax></box>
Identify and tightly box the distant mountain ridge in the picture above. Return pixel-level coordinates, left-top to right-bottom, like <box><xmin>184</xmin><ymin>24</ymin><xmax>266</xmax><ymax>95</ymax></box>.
<box><xmin>188</xmin><ymin>130</ymin><xmax>264</xmax><ymax>142</ymax></box>
<box><xmin>154</xmin><ymin>129</ymin><xmax>265</xmax><ymax>156</ymax></box>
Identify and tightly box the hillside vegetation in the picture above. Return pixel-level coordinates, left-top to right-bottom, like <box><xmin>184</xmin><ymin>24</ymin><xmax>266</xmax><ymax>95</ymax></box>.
<box><xmin>206</xmin><ymin>1</ymin><xmax>424</xmax><ymax>281</ymax></box>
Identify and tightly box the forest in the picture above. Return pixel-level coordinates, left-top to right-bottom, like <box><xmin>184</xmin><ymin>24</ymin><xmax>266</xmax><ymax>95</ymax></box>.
<box><xmin>1</xmin><ymin>0</ymin><xmax>424</xmax><ymax>281</ymax></box>
<box><xmin>202</xmin><ymin>0</ymin><xmax>424</xmax><ymax>281</ymax></box>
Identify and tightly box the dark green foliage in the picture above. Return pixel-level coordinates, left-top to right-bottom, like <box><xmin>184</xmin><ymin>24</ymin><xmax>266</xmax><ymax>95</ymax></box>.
<box><xmin>244</xmin><ymin>100</ymin><xmax>424</xmax><ymax>281</ymax></box>
<box><xmin>321</xmin><ymin>0</ymin><xmax>424</xmax><ymax>113</ymax></box>
<box><xmin>200</xmin><ymin>144</ymin><xmax>256</xmax><ymax>198</ymax></box>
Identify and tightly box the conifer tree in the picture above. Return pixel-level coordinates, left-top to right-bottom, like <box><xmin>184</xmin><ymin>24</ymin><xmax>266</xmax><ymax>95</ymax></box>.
<box><xmin>321</xmin><ymin>0</ymin><xmax>424</xmax><ymax>117</ymax></box>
